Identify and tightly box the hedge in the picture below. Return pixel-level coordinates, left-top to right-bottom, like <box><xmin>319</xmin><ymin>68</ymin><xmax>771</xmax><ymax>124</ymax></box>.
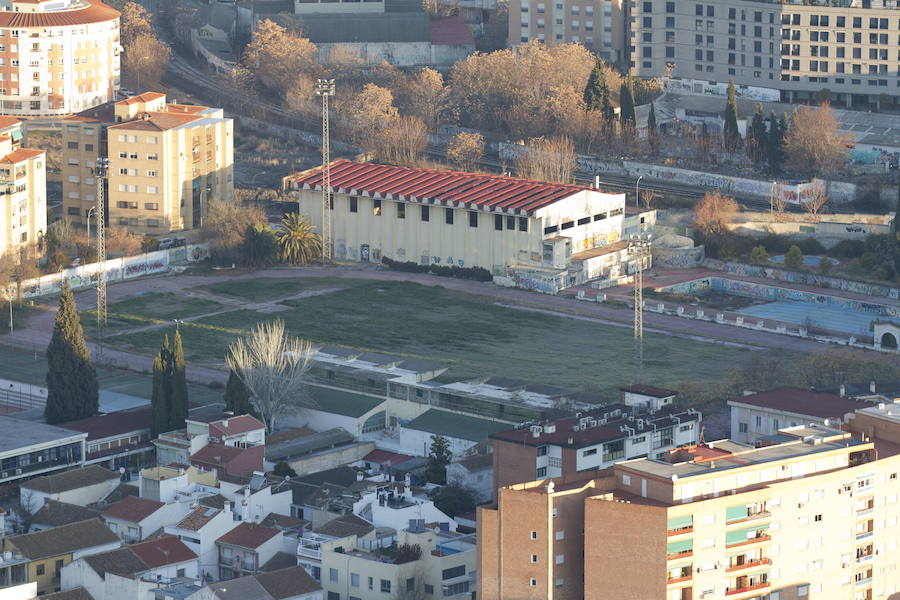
<box><xmin>381</xmin><ymin>257</ymin><xmax>493</xmax><ymax>282</ymax></box>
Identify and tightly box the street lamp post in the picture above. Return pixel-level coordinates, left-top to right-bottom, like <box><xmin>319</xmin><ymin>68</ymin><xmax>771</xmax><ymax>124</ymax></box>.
<box><xmin>87</xmin><ymin>205</ymin><xmax>96</xmax><ymax>239</ymax></box>
<box><xmin>250</xmin><ymin>170</ymin><xmax>268</xmax><ymax>187</ymax></box>
<box><xmin>2</xmin><ymin>290</ymin><xmax>12</xmax><ymax>334</ymax></box>
<box><xmin>635</xmin><ymin>175</ymin><xmax>644</xmax><ymax>207</ymax></box>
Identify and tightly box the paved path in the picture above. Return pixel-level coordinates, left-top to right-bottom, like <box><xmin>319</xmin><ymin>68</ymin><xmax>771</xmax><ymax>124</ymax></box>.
<box><xmin>2</xmin><ymin>265</ymin><xmax>837</xmax><ymax>389</ymax></box>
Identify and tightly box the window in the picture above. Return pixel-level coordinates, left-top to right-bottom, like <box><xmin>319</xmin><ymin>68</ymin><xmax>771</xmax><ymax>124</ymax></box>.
<box><xmin>583</xmin><ymin>448</ymin><xmax>597</xmax><ymax>456</ymax></box>
<box><xmin>443</xmin><ymin>565</ymin><xmax>466</xmax><ymax>579</ymax></box>
<box><xmin>373</xmin><ymin>199</ymin><xmax>382</xmax><ymax>216</ymax></box>
<box><xmin>396</xmin><ymin>202</ymin><xmax>405</xmax><ymax>219</ymax></box>
<box><xmin>327</xmin><ymin>593</ymin><xmax>340</xmax><ymax>600</ymax></box>
<box><xmin>380</xmin><ymin>579</ymin><xmax>391</xmax><ymax>593</ymax></box>
<box><xmin>349</xmin><ymin>196</ymin><xmax>358</xmax><ymax>213</ymax></box>
<box><xmin>537</xmin><ymin>445</ymin><xmax>548</xmax><ymax>456</ymax></box>
<box><xmin>147</xmin><ymin>170</ymin><xmax>156</xmax><ymax>177</ymax></box>
<box><xmin>147</xmin><ymin>153</ymin><xmax>158</xmax><ymax>160</ymax></box>
<box><xmin>530</xmin><ymin>531</ymin><xmax>538</xmax><ymax>540</ymax></box>
<box><xmin>495</xmin><ymin>214</ymin><xmax>503</xmax><ymax>231</ymax></box>
<box><xmin>424</xmin><ymin>585</ymin><xmax>433</xmax><ymax>595</ymax></box>
<box><xmin>536</xmin><ymin>467</ymin><xmax>547</xmax><ymax>478</ymax></box>
<box><xmin>421</xmin><ymin>205</ymin><xmax>429</xmax><ymax>222</ymax></box>
<box><xmin>445</xmin><ymin>208</ymin><xmax>454</xmax><ymax>225</ymax></box>
<box><xmin>468</xmin><ymin>211</ymin><xmax>478</xmax><ymax>227</ymax></box>
<box><xmin>406</xmin><ymin>578</ymin><xmax>414</xmax><ymax>592</ymax></box>
<box><xmin>144</xmin><ymin>202</ymin><xmax>159</xmax><ymax>210</ymax></box>
<box><xmin>330</xmin><ymin>568</ymin><xmax>339</xmax><ymax>583</ymax></box>
<box><xmin>556</xmin><ymin>530</ymin><xmax>565</xmax><ymax>540</ymax></box>
<box><xmin>531</xmin><ymin>554</ymin><xmax>538</xmax><ymax>563</ymax></box>
<box><xmin>530</xmin><ymin>578</ymin><xmax>538</xmax><ymax>588</ymax></box>
<box><xmin>519</xmin><ymin>217</ymin><xmax>528</xmax><ymax>232</ymax></box>
<box><xmin>36</xmin><ymin>564</ymin><xmax>44</xmax><ymax>576</ymax></box>
<box><xmin>739</xmin><ymin>423</ymin><xmax>748</xmax><ymax>433</ymax></box>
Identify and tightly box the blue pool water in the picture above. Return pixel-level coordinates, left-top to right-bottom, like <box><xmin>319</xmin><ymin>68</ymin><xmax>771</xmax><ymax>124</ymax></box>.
<box><xmin>736</xmin><ymin>301</ymin><xmax>880</xmax><ymax>335</ymax></box>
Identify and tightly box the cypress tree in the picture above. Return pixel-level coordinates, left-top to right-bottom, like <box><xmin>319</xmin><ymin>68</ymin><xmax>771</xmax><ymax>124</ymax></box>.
<box><xmin>647</xmin><ymin>102</ymin><xmax>659</xmax><ymax>155</ymax></box>
<box><xmin>723</xmin><ymin>80</ymin><xmax>741</xmax><ymax>153</ymax></box>
<box><xmin>169</xmin><ymin>329</ymin><xmax>188</xmax><ymax>430</ymax></box>
<box><xmin>619</xmin><ymin>77</ymin><xmax>636</xmax><ymax>128</ymax></box>
<box><xmin>45</xmin><ymin>281</ymin><xmax>98</xmax><ymax>424</ymax></box>
<box><xmin>224</xmin><ymin>369</ymin><xmax>256</xmax><ymax>417</ymax></box>
<box><xmin>151</xmin><ymin>353</ymin><xmax>169</xmax><ymax>437</ymax></box>
<box><xmin>746</xmin><ymin>104</ymin><xmax>768</xmax><ymax>167</ymax></box>
<box><xmin>583</xmin><ymin>59</ymin><xmax>614</xmax><ymax>121</ymax></box>
<box><xmin>766</xmin><ymin>111</ymin><xmax>781</xmax><ymax>173</ymax></box>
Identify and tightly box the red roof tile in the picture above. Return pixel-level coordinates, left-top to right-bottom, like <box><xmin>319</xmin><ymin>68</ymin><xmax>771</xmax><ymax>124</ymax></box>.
<box><xmin>0</xmin><ymin>148</ymin><xmax>43</xmax><ymax>163</ymax></box>
<box><xmin>173</xmin><ymin>506</ymin><xmax>221</xmax><ymax>532</ymax></box>
<box><xmin>191</xmin><ymin>443</ymin><xmax>247</xmax><ymax>466</ymax></box>
<box><xmin>730</xmin><ymin>387</ymin><xmax>874</xmax><ymax>419</ymax></box>
<box><xmin>62</xmin><ymin>406</ymin><xmax>151</xmax><ymax>441</ymax></box>
<box><xmin>102</xmin><ymin>495</ymin><xmax>164</xmax><ymax>523</ymax></box>
<box><xmin>430</xmin><ymin>17</ymin><xmax>474</xmax><ymax>46</ymax></box>
<box><xmin>115</xmin><ymin>92</ymin><xmax>165</xmax><ymax>105</ymax></box>
<box><xmin>363</xmin><ymin>449</ymin><xmax>413</xmax><ymax>467</ymax></box>
<box><xmin>290</xmin><ymin>160</ymin><xmax>594</xmax><ymax>216</ymax></box>
<box><xmin>209</xmin><ymin>415</ymin><xmax>265</xmax><ymax>439</ymax></box>
<box><xmin>129</xmin><ymin>536</ymin><xmax>197</xmax><ymax>568</ymax></box>
<box><xmin>0</xmin><ymin>117</ymin><xmax>21</xmax><ymax>130</ymax></box>
<box><xmin>217</xmin><ymin>522</ymin><xmax>281</xmax><ymax>549</ymax></box>
<box><xmin>0</xmin><ymin>0</ymin><xmax>119</xmax><ymax>28</ymax></box>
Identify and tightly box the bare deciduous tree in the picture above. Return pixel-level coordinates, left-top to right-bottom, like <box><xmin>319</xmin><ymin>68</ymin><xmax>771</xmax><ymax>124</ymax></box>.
<box><xmin>800</xmin><ymin>182</ymin><xmax>829</xmax><ymax>217</ymax></box>
<box><xmin>122</xmin><ymin>34</ymin><xmax>171</xmax><ymax>90</ymax></box>
<box><xmin>376</xmin><ymin>115</ymin><xmax>429</xmax><ymax>167</ymax></box>
<box><xmin>640</xmin><ymin>190</ymin><xmax>660</xmax><ymax>210</ymax></box>
<box><xmin>338</xmin><ymin>83</ymin><xmax>399</xmax><ymax>148</ymax></box>
<box><xmin>403</xmin><ymin>68</ymin><xmax>453</xmax><ymax>132</ymax></box>
<box><xmin>242</xmin><ymin>20</ymin><xmax>319</xmax><ymax>100</ymax></box>
<box><xmin>693</xmin><ymin>191</ymin><xmax>739</xmax><ymax>234</ymax></box>
<box><xmin>514</xmin><ymin>136</ymin><xmax>576</xmax><ymax>184</ymax></box>
<box><xmin>784</xmin><ymin>103</ymin><xmax>852</xmax><ymax>176</ymax></box>
<box><xmin>446</xmin><ymin>132</ymin><xmax>484</xmax><ymax>172</ymax></box>
<box><xmin>202</xmin><ymin>197</ymin><xmax>268</xmax><ymax>252</ymax></box>
<box><xmin>226</xmin><ymin>320</ymin><xmax>319</xmax><ymax>432</ymax></box>
<box><xmin>106</xmin><ymin>228</ymin><xmax>142</xmax><ymax>257</ymax></box>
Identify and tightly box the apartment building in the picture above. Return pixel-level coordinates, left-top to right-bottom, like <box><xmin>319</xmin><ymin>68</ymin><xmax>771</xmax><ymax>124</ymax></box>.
<box><xmin>630</xmin><ymin>0</ymin><xmax>900</xmax><ymax>107</ymax></box>
<box><xmin>480</xmin><ymin>423</ymin><xmax>900</xmax><ymax>600</ymax></box>
<box><xmin>508</xmin><ymin>0</ymin><xmax>626</xmax><ymax>61</ymax></box>
<box><xmin>61</xmin><ymin>91</ymin><xmax>234</xmax><ymax>235</ymax></box>
<box><xmin>0</xmin><ymin>0</ymin><xmax>120</xmax><ymax>116</ymax></box>
<box><xmin>489</xmin><ymin>401</ymin><xmax>701</xmax><ymax>492</ymax></box>
<box><xmin>0</xmin><ymin>130</ymin><xmax>45</xmax><ymax>257</ymax></box>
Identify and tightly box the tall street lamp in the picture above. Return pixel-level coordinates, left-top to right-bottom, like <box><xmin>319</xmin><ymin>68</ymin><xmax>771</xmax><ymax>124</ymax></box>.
<box><xmin>635</xmin><ymin>175</ymin><xmax>644</xmax><ymax>207</ymax></box>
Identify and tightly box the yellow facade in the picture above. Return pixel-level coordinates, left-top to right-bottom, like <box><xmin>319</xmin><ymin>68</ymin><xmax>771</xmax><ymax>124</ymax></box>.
<box><xmin>61</xmin><ymin>92</ymin><xmax>233</xmax><ymax>235</ymax></box>
<box><xmin>0</xmin><ymin>134</ymin><xmax>46</xmax><ymax>257</ymax></box>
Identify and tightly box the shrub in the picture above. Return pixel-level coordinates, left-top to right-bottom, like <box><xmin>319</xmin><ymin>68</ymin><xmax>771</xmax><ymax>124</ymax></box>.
<box><xmin>381</xmin><ymin>257</ymin><xmax>493</xmax><ymax>282</ymax></box>
<box><xmin>828</xmin><ymin>240</ymin><xmax>865</xmax><ymax>259</ymax></box>
<box><xmin>783</xmin><ymin>245</ymin><xmax>804</xmax><ymax>270</ymax></box>
<box><xmin>818</xmin><ymin>256</ymin><xmax>833</xmax><ymax>274</ymax></box>
<box><xmin>795</xmin><ymin>238</ymin><xmax>826</xmax><ymax>255</ymax></box>
<box><xmin>750</xmin><ymin>246</ymin><xmax>769</xmax><ymax>264</ymax></box>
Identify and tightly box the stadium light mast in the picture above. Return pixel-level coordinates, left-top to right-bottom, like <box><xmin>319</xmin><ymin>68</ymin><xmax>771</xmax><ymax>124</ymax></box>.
<box><xmin>628</xmin><ymin>234</ymin><xmax>652</xmax><ymax>376</ymax></box>
<box><xmin>315</xmin><ymin>78</ymin><xmax>335</xmax><ymax>265</ymax></box>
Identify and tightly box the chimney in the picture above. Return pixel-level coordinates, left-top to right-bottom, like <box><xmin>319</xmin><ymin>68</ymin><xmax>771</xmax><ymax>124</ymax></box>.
<box><xmin>871</xmin><ymin>381</ymin><xmax>877</xmax><ymax>393</ymax></box>
<box><xmin>840</xmin><ymin>384</ymin><xmax>846</xmax><ymax>397</ymax></box>
<box><xmin>224</xmin><ymin>501</ymin><xmax>232</xmax><ymax>513</ymax></box>
<box><xmin>222</xmin><ymin>419</ymin><xmax>229</xmax><ymax>428</ymax></box>
<box><xmin>594</xmin><ymin>175</ymin><xmax>600</xmax><ymax>189</ymax></box>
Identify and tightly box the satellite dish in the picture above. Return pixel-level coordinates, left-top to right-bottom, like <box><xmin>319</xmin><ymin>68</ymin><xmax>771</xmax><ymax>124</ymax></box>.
<box><xmin>119</xmin><ymin>467</ymin><xmax>126</xmax><ymax>474</ymax></box>
<box><xmin>671</xmin><ymin>474</ymin><xmax>679</xmax><ymax>482</ymax></box>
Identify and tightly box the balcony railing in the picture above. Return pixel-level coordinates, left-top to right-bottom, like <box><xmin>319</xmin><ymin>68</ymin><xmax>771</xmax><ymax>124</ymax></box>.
<box><xmin>726</xmin><ymin>559</ymin><xmax>771</xmax><ymax>573</ymax></box>
<box><xmin>667</xmin><ymin>574</ymin><xmax>692</xmax><ymax>585</ymax></box>
<box><xmin>726</xmin><ymin>511</ymin><xmax>771</xmax><ymax>526</ymax></box>
<box><xmin>725</xmin><ymin>582</ymin><xmax>770</xmax><ymax>596</ymax></box>
<box><xmin>666</xmin><ymin>550</ymin><xmax>693</xmax><ymax>561</ymax></box>
<box><xmin>726</xmin><ymin>534</ymin><xmax>771</xmax><ymax>549</ymax></box>
<box><xmin>667</xmin><ymin>526</ymin><xmax>693</xmax><ymax>537</ymax></box>
<box><xmin>856</xmin><ymin>531</ymin><xmax>874</xmax><ymax>541</ymax></box>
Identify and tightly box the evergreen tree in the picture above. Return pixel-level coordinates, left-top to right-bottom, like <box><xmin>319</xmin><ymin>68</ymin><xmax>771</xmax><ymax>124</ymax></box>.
<box><xmin>746</xmin><ymin>104</ymin><xmax>768</xmax><ymax>167</ymax></box>
<box><xmin>425</xmin><ymin>434</ymin><xmax>452</xmax><ymax>485</ymax></box>
<box><xmin>583</xmin><ymin>59</ymin><xmax>614</xmax><ymax>121</ymax></box>
<box><xmin>151</xmin><ymin>352</ymin><xmax>169</xmax><ymax>437</ymax></box>
<box><xmin>766</xmin><ymin>111</ymin><xmax>782</xmax><ymax>173</ymax></box>
<box><xmin>723</xmin><ymin>80</ymin><xmax>741</xmax><ymax>153</ymax></box>
<box><xmin>224</xmin><ymin>368</ymin><xmax>256</xmax><ymax>417</ymax></box>
<box><xmin>619</xmin><ymin>77</ymin><xmax>636</xmax><ymax>128</ymax></box>
<box><xmin>647</xmin><ymin>102</ymin><xmax>660</xmax><ymax>156</ymax></box>
<box><xmin>45</xmin><ymin>281</ymin><xmax>98</xmax><ymax>424</ymax></box>
<box><xmin>169</xmin><ymin>329</ymin><xmax>188</xmax><ymax>431</ymax></box>
<box><xmin>273</xmin><ymin>461</ymin><xmax>297</xmax><ymax>478</ymax></box>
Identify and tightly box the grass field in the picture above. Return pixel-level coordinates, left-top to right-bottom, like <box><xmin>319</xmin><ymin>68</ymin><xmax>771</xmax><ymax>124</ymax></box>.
<box><xmin>194</xmin><ymin>277</ymin><xmax>355</xmax><ymax>302</ymax></box>
<box><xmin>102</xmin><ymin>278</ymin><xmax>754</xmax><ymax>392</ymax></box>
<box><xmin>81</xmin><ymin>292</ymin><xmax>225</xmax><ymax>335</ymax></box>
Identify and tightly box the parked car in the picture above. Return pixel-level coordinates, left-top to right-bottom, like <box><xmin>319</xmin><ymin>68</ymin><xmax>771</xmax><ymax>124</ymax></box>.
<box><xmin>158</xmin><ymin>238</ymin><xmax>174</xmax><ymax>249</ymax></box>
<box><xmin>173</xmin><ymin>237</ymin><xmax>187</xmax><ymax>247</ymax></box>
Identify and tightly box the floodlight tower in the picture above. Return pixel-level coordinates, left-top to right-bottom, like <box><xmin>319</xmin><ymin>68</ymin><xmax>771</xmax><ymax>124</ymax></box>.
<box><xmin>315</xmin><ymin>78</ymin><xmax>335</xmax><ymax>264</ymax></box>
<box><xmin>628</xmin><ymin>234</ymin><xmax>652</xmax><ymax>375</ymax></box>
<box><xmin>95</xmin><ymin>157</ymin><xmax>111</xmax><ymax>328</ymax></box>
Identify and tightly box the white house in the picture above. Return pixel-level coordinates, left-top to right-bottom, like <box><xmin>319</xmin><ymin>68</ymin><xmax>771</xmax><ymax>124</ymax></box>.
<box><xmin>187</xmin><ymin>566</ymin><xmax>322</xmax><ymax>600</ymax></box>
<box><xmin>620</xmin><ymin>384</ymin><xmax>679</xmax><ymax>414</ymax></box>
<box><xmin>164</xmin><ymin>504</ymin><xmax>237</xmax><ymax>581</ymax></box>
<box><xmin>352</xmin><ymin>486</ymin><xmax>456</xmax><ymax>533</ymax></box>
<box><xmin>61</xmin><ymin>536</ymin><xmax>199</xmax><ymax>600</ymax></box>
<box><xmin>215</xmin><ymin>522</ymin><xmax>285</xmax><ymax>580</ymax></box>
<box><xmin>446</xmin><ymin>454</ymin><xmax>493</xmax><ymax>504</ymax></box>
<box><xmin>20</xmin><ymin>466</ymin><xmax>120</xmax><ymax>513</ymax></box>
<box><xmin>101</xmin><ymin>495</ymin><xmax>190</xmax><ymax>543</ymax></box>
<box><xmin>218</xmin><ymin>474</ymin><xmax>292</xmax><ymax>524</ymax></box>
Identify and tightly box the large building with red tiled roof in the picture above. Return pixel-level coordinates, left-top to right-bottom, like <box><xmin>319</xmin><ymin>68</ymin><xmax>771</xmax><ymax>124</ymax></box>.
<box><xmin>287</xmin><ymin>160</ymin><xmax>628</xmax><ymax>275</ymax></box>
<box><xmin>0</xmin><ymin>0</ymin><xmax>120</xmax><ymax>116</ymax></box>
<box><xmin>61</xmin><ymin>91</ymin><xmax>233</xmax><ymax>234</ymax></box>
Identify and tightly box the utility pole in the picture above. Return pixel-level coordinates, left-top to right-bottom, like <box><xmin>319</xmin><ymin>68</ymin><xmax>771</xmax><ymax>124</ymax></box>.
<box><xmin>315</xmin><ymin>78</ymin><xmax>335</xmax><ymax>265</ymax></box>
<box><xmin>95</xmin><ymin>158</ymin><xmax>110</xmax><ymax>330</ymax></box>
<box><xmin>628</xmin><ymin>234</ymin><xmax>652</xmax><ymax>377</ymax></box>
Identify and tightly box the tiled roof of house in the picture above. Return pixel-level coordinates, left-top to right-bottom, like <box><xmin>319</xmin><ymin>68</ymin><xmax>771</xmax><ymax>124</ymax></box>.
<box><xmin>429</xmin><ymin>16</ymin><xmax>474</xmax><ymax>45</ymax></box>
<box><xmin>115</xmin><ymin>92</ymin><xmax>165</xmax><ymax>105</ymax></box>
<box><xmin>23</xmin><ymin>465</ymin><xmax>118</xmax><ymax>494</ymax></box>
<box><xmin>205</xmin><ymin>577</ymin><xmax>272</xmax><ymax>600</ymax></box>
<box><xmin>259</xmin><ymin>551</ymin><xmax>298</xmax><ymax>572</ymax></box>
<box><xmin>84</xmin><ymin>547</ymin><xmax>148</xmax><ymax>578</ymax></box>
<box><xmin>0</xmin><ymin>0</ymin><xmax>119</xmax><ymax>28</ymax></box>
<box><xmin>315</xmin><ymin>513</ymin><xmax>374</xmax><ymax>539</ymax></box>
<box><xmin>191</xmin><ymin>442</ymin><xmax>246</xmax><ymax>465</ymax></box>
<box><xmin>209</xmin><ymin>415</ymin><xmax>265</xmax><ymax>438</ymax></box>
<box><xmin>729</xmin><ymin>387</ymin><xmax>874</xmax><ymax>419</ymax></box>
<box><xmin>260</xmin><ymin>513</ymin><xmax>306</xmax><ymax>531</ymax></box>
<box><xmin>7</xmin><ymin>518</ymin><xmax>118</xmax><ymax>560</ymax></box>
<box><xmin>42</xmin><ymin>588</ymin><xmax>95</xmax><ymax>600</ymax></box>
<box><xmin>453</xmin><ymin>453</ymin><xmax>493</xmax><ymax>472</ymax></box>
<box><xmin>173</xmin><ymin>506</ymin><xmax>222</xmax><ymax>532</ymax></box>
<box><xmin>0</xmin><ymin>116</ymin><xmax>22</xmax><ymax>130</ymax></box>
<box><xmin>256</xmin><ymin>566</ymin><xmax>322</xmax><ymax>598</ymax></box>
<box><xmin>61</xmin><ymin>406</ymin><xmax>152</xmax><ymax>441</ymax></box>
<box><xmin>32</xmin><ymin>500</ymin><xmax>102</xmax><ymax>528</ymax></box>
<box><xmin>0</xmin><ymin>148</ymin><xmax>43</xmax><ymax>163</ymax></box>
<box><xmin>129</xmin><ymin>536</ymin><xmax>197</xmax><ymax>568</ymax></box>
<box><xmin>217</xmin><ymin>522</ymin><xmax>281</xmax><ymax>549</ymax></box>
<box><xmin>290</xmin><ymin>160</ymin><xmax>594</xmax><ymax>216</ymax></box>
<box><xmin>102</xmin><ymin>495</ymin><xmax>164</xmax><ymax>523</ymax></box>
<box><xmin>364</xmin><ymin>449</ymin><xmax>414</xmax><ymax>467</ymax></box>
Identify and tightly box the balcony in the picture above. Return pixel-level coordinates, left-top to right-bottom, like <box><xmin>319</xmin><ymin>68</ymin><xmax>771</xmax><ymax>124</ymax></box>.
<box><xmin>856</xmin><ymin>531</ymin><xmax>874</xmax><ymax>541</ymax></box>
<box><xmin>726</xmin><ymin>582</ymin><xmax>770</xmax><ymax>596</ymax></box>
<box><xmin>667</xmin><ymin>526</ymin><xmax>693</xmax><ymax>537</ymax></box>
<box><xmin>726</xmin><ymin>511</ymin><xmax>771</xmax><ymax>526</ymax></box>
<box><xmin>667</xmin><ymin>574</ymin><xmax>692</xmax><ymax>585</ymax></box>
<box><xmin>726</xmin><ymin>559</ymin><xmax>771</xmax><ymax>573</ymax></box>
<box><xmin>725</xmin><ymin>534</ymin><xmax>771</xmax><ymax>549</ymax></box>
<box><xmin>666</xmin><ymin>550</ymin><xmax>693</xmax><ymax>561</ymax></box>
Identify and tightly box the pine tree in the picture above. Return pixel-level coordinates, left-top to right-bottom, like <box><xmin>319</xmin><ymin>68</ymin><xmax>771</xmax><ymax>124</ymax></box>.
<box><xmin>619</xmin><ymin>77</ymin><xmax>636</xmax><ymax>128</ymax></box>
<box><xmin>647</xmin><ymin>102</ymin><xmax>659</xmax><ymax>156</ymax></box>
<box><xmin>723</xmin><ymin>80</ymin><xmax>741</xmax><ymax>153</ymax></box>
<box><xmin>224</xmin><ymin>368</ymin><xmax>256</xmax><ymax>417</ymax></box>
<box><xmin>45</xmin><ymin>281</ymin><xmax>98</xmax><ymax>424</ymax></box>
<box><xmin>151</xmin><ymin>353</ymin><xmax>169</xmax><ymax>437</ymax></box>
<box><xmin>169</xmin><ymin>329</ymin><xmax>188</xmax><ymax>431</ymax></box>
<box><xmin>583</xmin><ymin>59</ymin><xmax>614</xmax><ymax>121</ymax></box>
<box><xmin>766</xmin><ymin>111</ymin><xmax>781</xmax><ymax>174</ymax></box>
<box><xmin>746</xmin><ymin>104</ymin><xmax>768</xmax><ymax>167</ymax></box>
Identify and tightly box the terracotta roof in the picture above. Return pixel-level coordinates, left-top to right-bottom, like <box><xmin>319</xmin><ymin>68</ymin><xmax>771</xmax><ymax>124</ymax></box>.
<box><xmin>729</xmin><ymin>387</ymin><xmax>875</xmax><ymax>419</ymax></box>
<box><xmin>107</xmin><ymin>111</ymin><xmax>204</xmax><ymax>132</ymax></box>
<box><xmin>199</xmin><ymin>494</ymin><xmax>229</xmax><ymax>510</ymax></box>
<box><xmin>7</xmin><ymin>518</ymin><xmax>118</xmax><ymax>560</ymax></box>
<box><xmin>83</xmin><ymin>547</ymin><xmax>148</xmax><ymax>578</ymax></box>
<box><xmin>0</xmin><ymin>0</ymin><xmax>119</xmax><ymax>28</ymax></box>
<box><xmin>453</xmin><ymin>453</ymin><xmax>493</xmax><ymax>472</ymax></box>
<box><xmin>115</xmin><ymin>92</ymin><xmax>165</xmax><ymax>105</ymax></box>
<box><xmin>32</xmin><ymin>500</ymin><xmax>102</xmax><ymax>528</ymax></box>
<box><xmin>260</xmin><ymin>513</ymin><xmax>306</xmax><ymax>531</ymax></box>
<box><xmin>192</xmin><ymin>442</ymin><xmax>247</xmax><ymax>466</ymax></box>
<box><xmin>62</xmin><ymin>406</ymin><xmax>152</xmax><ymax>441</ymax></box>
<box><xmin>129</xmin><ymin>535</ymin><xmax>197</xmax><ymax>568</ymax></box>
<box><xmin>364</xmin><ymin>449</ymin><xmax>413</xmax><ymax>467</ymax></box>
<box><xmin>102</xmin><ymin>495</ymin><xmax>164</xmax><ymax>523</ymax></box>
<box><xmin>217</xmin><ymin>522</ymin><xmax>281</xmax><ymax>549</ymax></box>
<box><xmin>621</xmin><ymin>384</ymin><xmax>679</xmax><ymax>398</ymax></box>
<box><xmin>260</xmin><ymin>551</ymin><xmax>298</xmax><ymax>573</ymax></box>
<box><xmin>256</xmin><ymin>566</ymin><xmax>323</xmax><ymax>598</ymax></box>
<box><xmin>23</xmin><ymin>465</ymin><xmax>119</xmax><ymax>494</ymax></box>
<box><xmin>67</xmin><ymin>101</ymin><xmax>116</xmax><ymax>123</ymax></box>
<box><xmin>315</xmin><ymin>513</ymin><xmax>373</xmax><ymax>539</ymax></box>
<box><xmin>0</xmin><ymin>116</ymin><xmax>21</xmax><ymax>130</ymax></box>
<box><xmin>290</xmin><ymin>160</ymin><xmax>594</xmax><ymax>216</ymax></box>
<box><xmin>209</xmin><ymin>415</ymin><xmax>265</xmax><ymax>439</ymax></box>
<box><xmin>429</xmin><ymin>16</ymin><xmax>474</xmax><ymax>46</ymax></box>
<box><xmin>173</xmin><ymin>506</ymin><xmax>222</xmax><ymax>532</ymax></box>
<box><xmin>42</xmin><ymin>588</ymin><xmax>95</xmax><ymax>600</ymax></box>
<box><xmin>0</xmin><ymin>148</ymin><xmax>43</xmax><ymax>163</ymax></box>
<box><xmin>166</xmin><ymin>103</ymin><xmax>209</xmax><ymax>114</ymax></box>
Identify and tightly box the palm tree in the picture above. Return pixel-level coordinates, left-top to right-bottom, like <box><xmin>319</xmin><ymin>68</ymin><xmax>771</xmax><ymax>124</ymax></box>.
<box><xmin>277</xmin><ymin>212</ymin><xmax>322</xmax><ymax>264</ymax></box>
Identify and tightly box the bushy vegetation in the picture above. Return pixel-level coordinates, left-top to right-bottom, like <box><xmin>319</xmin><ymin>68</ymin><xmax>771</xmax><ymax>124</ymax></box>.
<box><xmin>381</xmin><ymin>257</ymin><xmax>493</xmax><ymax>282</ymax></box>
